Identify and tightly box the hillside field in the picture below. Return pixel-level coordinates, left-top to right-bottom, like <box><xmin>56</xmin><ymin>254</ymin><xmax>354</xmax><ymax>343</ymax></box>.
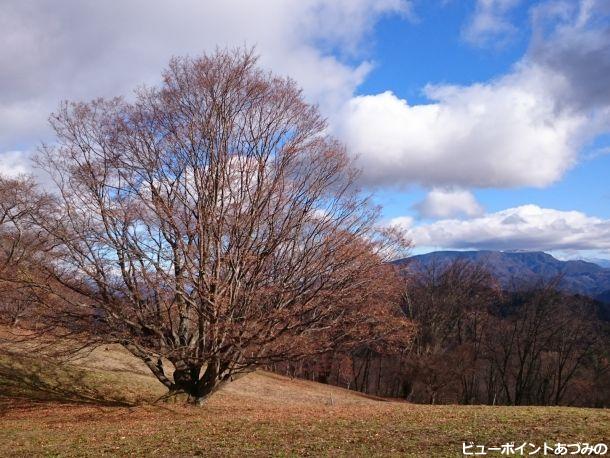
<box><xmin>0</xmin><ymin>334</ymin><xmax>608</xmax><ymax>457</ymax></box>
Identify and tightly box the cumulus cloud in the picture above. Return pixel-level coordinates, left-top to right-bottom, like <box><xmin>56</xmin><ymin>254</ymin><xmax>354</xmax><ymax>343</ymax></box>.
<box><xmin>0</xmin><ymin>0</ymin><xmax>410</xmax><ymax>154</ymax></box>
<box><xmin>336</xmin><ymin>0</ymin><xmax>610</xmax><ymax>189</ymax></box>
<box><xmin>338</xmin><ymin>68</ymin><xmax>583</xmax><ymax>188</ymax></box>
<box><xmin>462</xmin><ymin>0</ymin><xmax>522</xmax><ymax>47</ymax></box>
<box><xmin>414</xmin><ymin>188</ymin><xmax>484</xmax><ymax>219</ymax></box>
<box><xmin>390</xmin><ymin>205</ymin><xmax>610</xmax><ymax>251</ymax></box>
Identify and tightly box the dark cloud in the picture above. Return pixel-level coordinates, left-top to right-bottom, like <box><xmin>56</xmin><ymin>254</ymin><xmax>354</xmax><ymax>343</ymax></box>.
<box><xmin>530</xmin><ymin>0</ymin><xmax>610</xmax><ymax>111</ymax></box>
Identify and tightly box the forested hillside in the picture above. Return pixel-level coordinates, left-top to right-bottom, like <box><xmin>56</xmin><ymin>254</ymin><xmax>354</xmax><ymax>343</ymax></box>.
<box><xmin>279</xmin><ymin>260</ymin><xmax>610</xmax><ymax>407</ymax></box>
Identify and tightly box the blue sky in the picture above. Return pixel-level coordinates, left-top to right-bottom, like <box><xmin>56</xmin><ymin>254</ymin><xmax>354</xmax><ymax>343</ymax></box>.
<box><xmin>1</xmin><ymin>0</ymin><xmax>610</xmax><ymax>259</ymax></box>
<box><xmin>366</xmin><ymin>1</ymin><xmax>610</xmax><ymax>218</ymax></box>
<box><xmin>353</xmin><ymin>0</ymin><xmax>610</xmax><ymax>259</ymax></box>
<box><xmin>360</xmin><ymin>3</ymin><xmax>529</xmax><ymax>100</ymax></box>
<box><xmin>360</xmin><ymin>0</ymin><xmax>610</xmax><ymax>224</ymax></box>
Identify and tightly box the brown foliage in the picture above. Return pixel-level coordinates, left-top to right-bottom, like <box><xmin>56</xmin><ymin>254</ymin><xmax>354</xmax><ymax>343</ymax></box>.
<box><xmin>22</xmin><ymin>49</ymin><xmax>407</xmax><ymax>403</ymax></box>
<box><xmin>273</xmin><ymin>262</ymin><xmax>414</xmax><ymax>393</ymax></box>
<box><xmin>0</xmin><ymin>175</ymin><xmax>55</xmax><ymax>326</ymax></box>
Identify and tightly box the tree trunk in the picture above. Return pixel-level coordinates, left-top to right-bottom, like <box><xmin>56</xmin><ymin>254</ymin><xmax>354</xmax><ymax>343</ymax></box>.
<box><xmin>191</xmin><ymin>381</ymin><xmax>220</xmax><ymax>406</ymax></box>
<box><xmin>190</xmin><ymin>357</ymin><xmax>221</xmax><ymax>406</ymax></box>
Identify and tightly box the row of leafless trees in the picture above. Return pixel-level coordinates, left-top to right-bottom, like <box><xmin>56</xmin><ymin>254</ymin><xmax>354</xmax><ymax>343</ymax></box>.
<box><xmin>278</xmin><ymin>260</ymin><xmax>610</xmax><ymax>407</ymax></box>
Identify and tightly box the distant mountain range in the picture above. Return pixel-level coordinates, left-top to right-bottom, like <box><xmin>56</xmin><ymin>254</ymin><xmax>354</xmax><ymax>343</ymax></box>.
<box><xmin>395</xmin><ymin>250</ymin><xmax>610</xmax><ymax>304</ymax></box>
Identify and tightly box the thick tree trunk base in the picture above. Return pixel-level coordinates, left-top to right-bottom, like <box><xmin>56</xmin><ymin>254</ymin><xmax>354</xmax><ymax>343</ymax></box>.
<box><xmin>161</xmin><ymin>383</ymin><xmax>224</xmax><ymax>407</ymax></box>
<box><xmin>192</xmin><ymin>396</ymin><xmax>209</xmax><ymax>406</ymax></box>
<box><xmin>189</xmin><ymin>381</ymin><xmax>224</xmax><ymax>406</ymax></box>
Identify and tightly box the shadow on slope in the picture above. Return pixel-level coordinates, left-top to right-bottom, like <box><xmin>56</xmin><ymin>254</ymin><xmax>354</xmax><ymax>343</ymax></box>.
<box><xmin>0</xmin><ymin>350</ymin><xmax>165</xmax><ymax>413</ymax></box>
<box><xmin>0</xmin><ymin>334</ymin><xmax>379</xmax><ymax>413</ymax></box>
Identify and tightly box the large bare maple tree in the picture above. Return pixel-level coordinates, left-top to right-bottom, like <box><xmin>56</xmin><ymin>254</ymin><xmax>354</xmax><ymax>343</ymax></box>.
<box><xmin>33</xmin><ymin>49</ymin><xmax>398</xmax><ymax>403</ymax></box>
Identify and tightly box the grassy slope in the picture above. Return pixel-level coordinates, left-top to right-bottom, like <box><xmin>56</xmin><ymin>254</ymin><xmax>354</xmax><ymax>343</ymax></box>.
<box><xmin>0</xmin><ymin>335</ymin><xmax>608</xmax><ymax>457</ymax></box>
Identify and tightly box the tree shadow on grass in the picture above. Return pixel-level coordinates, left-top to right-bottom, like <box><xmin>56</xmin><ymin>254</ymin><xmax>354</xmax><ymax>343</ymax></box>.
<box><xmin>0</xmin><ymin>351</ymin><xmax>144</xmax><ymax>413</ymax></box>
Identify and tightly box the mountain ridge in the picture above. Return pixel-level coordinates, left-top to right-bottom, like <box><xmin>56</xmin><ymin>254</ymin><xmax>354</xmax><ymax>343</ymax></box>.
<box><xmin>395</xmin><ymin>250</ymin><xmax>610</xmax><ymax>303</ymax></box>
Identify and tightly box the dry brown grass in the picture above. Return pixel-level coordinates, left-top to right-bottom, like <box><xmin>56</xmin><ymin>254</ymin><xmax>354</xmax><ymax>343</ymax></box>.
<box><xmin>1</xmin><ymin>330</ymin><xmax>609</xmax><ymax>457</ymax></box>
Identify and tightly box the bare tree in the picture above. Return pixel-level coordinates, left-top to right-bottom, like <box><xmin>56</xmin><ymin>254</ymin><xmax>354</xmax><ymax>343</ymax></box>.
<box><xmin>0</xmin><ymin>175</ymin><xmax>52</xmax><ymax>326</ymax></box>
<box><xmin>32</xmin><ymin>49</ymin><xmax>398</xmax><ymax>404</ymax></box>
<box><xmin>275</xmin><ymin>261</ymin><xmax>414</xmax><ymax>395</ymax></box>
<box><xmin>399</xmin><ymin>260</ymin><xmax>499</xmax><ymax>402</ymax></box>
<box><xmin>483</xmin><ymin>280</ymin><xmax>599</xmax><ymax>406</ymax></box>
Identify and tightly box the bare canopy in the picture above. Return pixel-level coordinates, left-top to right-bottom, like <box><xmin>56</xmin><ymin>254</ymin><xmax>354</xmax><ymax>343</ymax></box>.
<box><xmin>34</xmin><ymin>49</ymin><xmax>397</xmax><ymax>403</ymax></box>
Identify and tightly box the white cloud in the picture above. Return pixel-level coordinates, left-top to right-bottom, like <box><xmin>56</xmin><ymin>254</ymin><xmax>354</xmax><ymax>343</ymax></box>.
<box><xmin>338</xmin><ymin>65</ymin><xmax>584</xmax><ymax>188</ymax></box>
<box><xmin>391</xmin><ymin>204</ymin><xmax>610</xmax><ymax>252</ymax></box>
<box><xmin>414</xmin><ymin>188</ymin><xmax>484</xmax><ymax>219</ymax></box>
<box><xmin>388</xmin><ymin>215</ymin><xmax>414</xmax><ymax>229</ymax></box>
<box><xmin>336</xmin><ymin>0</ymin><xmax>610</xmax><ymax>189</ymax></box>
<box><xmin>462</xmin><ymin>0</ymin><xmax>522</xmax><ymax>47</ymax></box>
<box><xmin>0</xmin><ymin>0</ymin><xmax>410</xmax><ymax>156</ymax></box>
<box><xmin>0</xmin><ymin>151</ymin><xmax>32</xmax><ymax>178</ymax></box>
